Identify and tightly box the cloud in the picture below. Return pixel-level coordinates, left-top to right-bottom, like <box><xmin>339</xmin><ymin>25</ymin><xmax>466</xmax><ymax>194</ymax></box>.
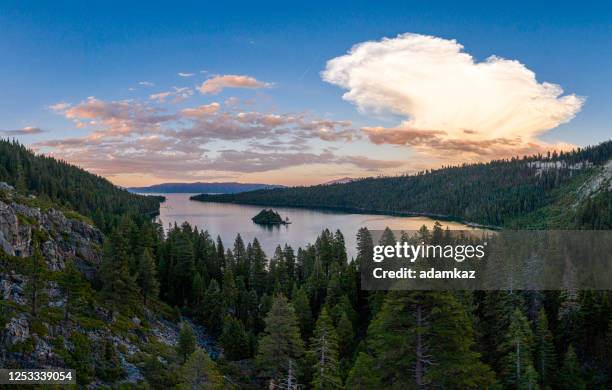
<box><xmin>178</xmin><ymin>72</ymin><xmax>195</xmax><ymax>77</ymax></box>
<box><xmin>181</xmin><ymin>103</ymin><xmax>221</xmax><ymax>117</ymax></box>
<box><xmin>363</xmin><ymin>126</ymin><xmax>574</xmax><ymax>160</ymax></box>
<box><xmin>225</xmin><ymin>97</ymin><xmax>240</xmax><ymax>106</ymax></box>
<box><xmin>199</xmin><ymin>75</ymin><xmax>272</xmax><ymax>95</ymax></box>
<box><xmin>322</xmin><ymin>33</ymin><xmax>585</xmax><ymax>159</ymax></box>
<box><xmin>50</xmin><ymin>97</ymin><xmax>176</xmax><ymax>135</ymax></box>
<box><xmin>48</xmin><ymin>97</ymin><xmax>355</xmax><ymax>143</ymax></box>
<box><xmin>0</xmin><ymin>126</ymin><xmax>45</xmax><ymax>136</ymax></box>
<box><xmin>173</xmin><ymin>110</ymin><xmax>356</xmax><ymax>142</ymax></box>
<box><xmin>299</xmin><ymin>119</ymin><xmax>356</xmax><ymax>142</ymax></box>
<box><xmin>150</xmin><ymin>87</ymin><xmax>194</xmax><ymax>103</ymax></box>
<box><xmin>363</xmin><ymin>127</ymin><xmax>443</xmax><ymax>145</ymax></box>
<box><xmin>37</xmin><ymin>96</ymin><xmax>365</xmax><ymax>182</ymax></box>
<box><xmin>138</xmin><ymin>81</ymin><xmax>154</xmax><ymax>87</ymax></box>
<box><xmin>34</xmin><ymin>135</ymin><xmax>395</xmax><ymax>180</ymax></box>
<box><xmin>48</xmin><ymin>102</ymin><xmax>70</xmax><ymax>111</ymax></box>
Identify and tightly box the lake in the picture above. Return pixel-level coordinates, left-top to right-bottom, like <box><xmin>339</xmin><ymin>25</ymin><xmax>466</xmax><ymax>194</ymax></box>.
<box><xmin>156</xmin><ymin>193</ymin><xmax>482</xmax><ymax>259</ymax></box>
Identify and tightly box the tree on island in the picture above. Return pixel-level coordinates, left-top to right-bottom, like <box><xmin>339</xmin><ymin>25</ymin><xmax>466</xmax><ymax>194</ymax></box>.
<box><xmin>252</xmin><ymin>209</ymin><xmax>290</xmax><ymax>225</ymax></box>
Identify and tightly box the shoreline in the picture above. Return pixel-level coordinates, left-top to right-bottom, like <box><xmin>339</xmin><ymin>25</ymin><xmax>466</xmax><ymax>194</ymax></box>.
<box><xmin>189</xmin><ymin>196</ymin><xmax>502</xmax><ymax>231</ymax></box>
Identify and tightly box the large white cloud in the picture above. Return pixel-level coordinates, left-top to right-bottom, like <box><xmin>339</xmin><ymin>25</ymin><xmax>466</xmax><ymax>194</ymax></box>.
<box><xmin>322</xmin><ymin>33</ymin><xmax>585</xmax><ymax>157</ymax></box>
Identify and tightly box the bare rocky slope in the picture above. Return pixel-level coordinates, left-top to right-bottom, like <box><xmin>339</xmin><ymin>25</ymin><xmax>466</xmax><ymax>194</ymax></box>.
<box><xmin>0</xmin><ymin>184</ymin><xmax>210</xmax><ymax>387</ymax></box>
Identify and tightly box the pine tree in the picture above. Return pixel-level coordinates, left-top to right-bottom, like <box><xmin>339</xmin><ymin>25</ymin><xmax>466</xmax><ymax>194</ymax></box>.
<box><xmin>346</xmin><ymin>353</ymin><xmax>382</xmax><ymax>390</ymax></box>
<box><xmin>308</xmin><ymin>256</ymin><xmax>327</xmax><ymax>315</ymax></box>
<box><xmin>191</xmin><ymin>272</ymin><xmax>205</xmax><ymax>307</ymax></box>
<box><xmin>97</xmin><ymin>340</ymin><xmax>124</xmax><ymax>382</ymax></box>
<box><xmin>269</xmin><ymin>245</ymin><xmax>290</xmax><ymax>297</ymax></box>
<box><xmin>259</xmin><ymin>293</ymin><xmax>273</xmax><ymax>326</ymax></box>
<box><xmin>216</xmin><ymin>235</ymin><xmax>225</xmax><ymax>270</ymax></box>
<box><xmin>316</xmin><ymin>229</ymin><xmax>335</xmax><ymax>274</ymax></box>
<box><xmin>99</xmin><ymin>229</ymin><xmax>139</xmax><ymax>317</ymax></box>
<box><xmin>292</xmin><ymin>285</ymin><xmax>313</xmax><ymax>338</ymax></box>
<box><xmin>309</xmin><ymin>307</ymin><xmax>342</xmax><ymax>389</ymax></box>
<box><xmin>14</xmin><ymin>158</ymin><xmax>28</xmax><ymax>194</ymax></box>
<box><xmin>557</xmin><ymin>346</ymin><xmax>585</xmax><ymax>390</ymax></box>
<box><xmin>534</xmin><ymin>308</ymin><xmax>556</xmax><ymax>389</ymax></box>
<box><xmin>137</xmin><ymin>248</ymin><xmax>160</xmax><ymax>306</ymax></box>
<box><xmin>240</xmin><ymin>287</ymin><xmax>260</xmax><ymax>332</ymax></box>
<box><xmin>233</xmin><ymin>234</ymin><xmax>248</xmax><ymax>278</ymax></box>
<box><xmin>284</xmin><ymin>244</ymin><xmax>296</xmax><ymax>288</ymax></box>
<box><xmin>355</xmin><ymin>227</ymin><xmax>373</xmax><ymax>266</ymax></box>
<box><xmin>324</xmin><ymin>263</ymin><xmax>343</xmax><ymax>309</ymax></box>
<box><xmin>332</xmin><ymin>230</ymin><xmax>347</xmax><ymax>266</ymax></box>
<box><xmin>250</xmin><ymin>237</ymin><xmax>268</xmax><ymax>295</ymax></box>
<box><xmin>24</xmin><ymin>245</ymin><xmax>48</xmax><ymax>317</ymax></box>
<box><xmin>200</xmin><ymin>280</ymin><xmax>224</xmax><ymax>334</ymax></box>
<box><xmin>499</xmin><ymin>308</ymin><xmax>538</xmax><ymax>389</ymax></box>
<box><xmin>179</xmin><ymin>348</ymin><xmax>224</xmax><ymax>389</ymax></box>
<box><xmin>177</xmin><ymin>322</ymin><xmax>197</xmax><ymax>363</ymax></box>
<box><xmin>57</xmin><ymin>262</ymin><xmax>88</xmax><ymax>321</ymax></box>
<box><xmin>256</xmin><ymin>295</ymin><xmax>304</xmax><ymax>383</ymax></box>
<box><xmin>336</xmin><ymin>310</ymin><xmax>353</xmax><ymax>359</ymax></box>
<box><xmin>378</xmin><ymin>227</ymin><xmax>396</xmax><ymax>246</ymax></box>
<box><xmin>479</xmin><ymin>291</ymin><xmax>525</xmax><ymax>368</ymax></box>
<box><xmin>368</xmin><ymin>291</ymin><xmax>495</xmax><ymax>388</ymax></box>
<box><xmin>523</xmin><ymin>365</ymin><xmax>541</xmax><ymax>390</ymax></box>
<box><xmin>67</xmin><ymin>332</ymin><xmax>95</xmax><ymax>385</ymax></box>
<box><xmin>174</xmin><ymin>232</ymin><xmax>195</xmax><ymax>305</ymax></box>
<box><xmin>220</xmin><ymin>315</ymin><xmax>250</xmax><ymax>360</ymax></box>
<box><xmin>222</xmin><ymin>268</ymin><xmax>238</xmax><ymax>313</ymax></box>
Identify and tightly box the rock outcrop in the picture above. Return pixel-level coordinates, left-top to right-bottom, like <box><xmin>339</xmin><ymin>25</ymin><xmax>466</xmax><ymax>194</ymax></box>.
<box><xmin>0</xmin><ymin>197</ymin><xmax>105</xmax><ymax>371</ymax></box>
<box><xmin>0</xmin><ymin>199</ymin><xmax>103</xmax><ymax>275</ymax></box>
<box><xmin>0</xmin><ymin>190</ymin><xmax>215</xmax><ymax>387</ymax></box>
<box><xmin>575</xmin><ymin>159</ymin><xmax>612</xmax><ymax>203</ymax></box>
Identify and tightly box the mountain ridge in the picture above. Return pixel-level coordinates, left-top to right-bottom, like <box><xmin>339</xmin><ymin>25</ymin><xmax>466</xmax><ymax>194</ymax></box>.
<box><xmin>129</xmin><ymin>181</ymin><xmax>285</xmax><ymax>194</ymax></box>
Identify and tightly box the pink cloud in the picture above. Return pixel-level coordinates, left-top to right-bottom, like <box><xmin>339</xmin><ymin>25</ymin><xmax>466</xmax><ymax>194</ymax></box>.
<box><xmin>149</xmin><ymin>87</ymin><xmax>194</xmax><ymax>103</ymax></box>
<box><xmin>38</xmin><ymin>96</ymin><xmax>366</xmax><ymax>182</ymax></box>
<box><xmin>199</xmin><ymin>75</ymin><xmax>272</xmax><ymax>95</ymax></box>
<box><xmin>181</xmin><ymin>103</ymin><xmax>221</xmax><ymax>117</ymax></box>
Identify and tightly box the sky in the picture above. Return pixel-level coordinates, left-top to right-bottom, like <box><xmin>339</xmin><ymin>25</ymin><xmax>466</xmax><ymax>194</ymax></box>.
<box><xmin>1</xmin><ymin>1</ymin><xmax>611</xmax><ymax>187</ymax></box>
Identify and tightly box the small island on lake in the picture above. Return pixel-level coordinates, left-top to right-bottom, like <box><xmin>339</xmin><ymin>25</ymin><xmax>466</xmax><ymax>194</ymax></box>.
<box><xmin>252</xmin><ymin>209</ymin><xmax>291</xmax><ymax>225</ymax></box>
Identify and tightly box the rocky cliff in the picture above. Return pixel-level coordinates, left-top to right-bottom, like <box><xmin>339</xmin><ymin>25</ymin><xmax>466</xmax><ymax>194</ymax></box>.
<box><xmin>0</xmin><ymin>185</ymin><xmax>212</xmax><ymax>387</ymax></box>
<box><xmin>0</xmin><ymin>198</ymin><xmax>103</xmax><ymax>274</ymax></box>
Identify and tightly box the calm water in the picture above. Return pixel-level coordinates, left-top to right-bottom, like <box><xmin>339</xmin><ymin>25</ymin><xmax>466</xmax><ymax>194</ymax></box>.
<box><xmin>156</xmin><ymin>194</ymin><xmax>480</xmax><ymax>259</ymax></box>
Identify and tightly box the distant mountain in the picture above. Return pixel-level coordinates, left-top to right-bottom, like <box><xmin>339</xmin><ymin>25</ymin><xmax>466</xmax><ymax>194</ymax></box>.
<box><xmin>129</xmin><ymin>182</ymin><xmax>285</xmax><ymax>194</ymax></box>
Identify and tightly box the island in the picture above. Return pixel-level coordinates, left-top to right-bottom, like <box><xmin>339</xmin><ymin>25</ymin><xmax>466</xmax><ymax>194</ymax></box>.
<box><xmin>251</xmin><ymin>209</ymin><xmax>290</xmax><ymax>225</ymax></box>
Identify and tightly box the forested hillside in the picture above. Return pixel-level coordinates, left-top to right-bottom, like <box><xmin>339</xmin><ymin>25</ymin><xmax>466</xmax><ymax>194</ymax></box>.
<box><xmin>194</xmin><ymin>140</ymin><xmax>612</xmax><ymax>228</ymax></box>
<box><xmin>0</xmin><ymin>140</ymin><xmax>161</xmax><ymax>231</ymax></box>
<box><xmin>131</xmin><ymin>220</ymin><xmax>611</xmax><ymax>388</ymax></box>
<box><xmin>0</xmin><ymin>139</ymin><xmax>610</xmax><ymax>388</ymax></box>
